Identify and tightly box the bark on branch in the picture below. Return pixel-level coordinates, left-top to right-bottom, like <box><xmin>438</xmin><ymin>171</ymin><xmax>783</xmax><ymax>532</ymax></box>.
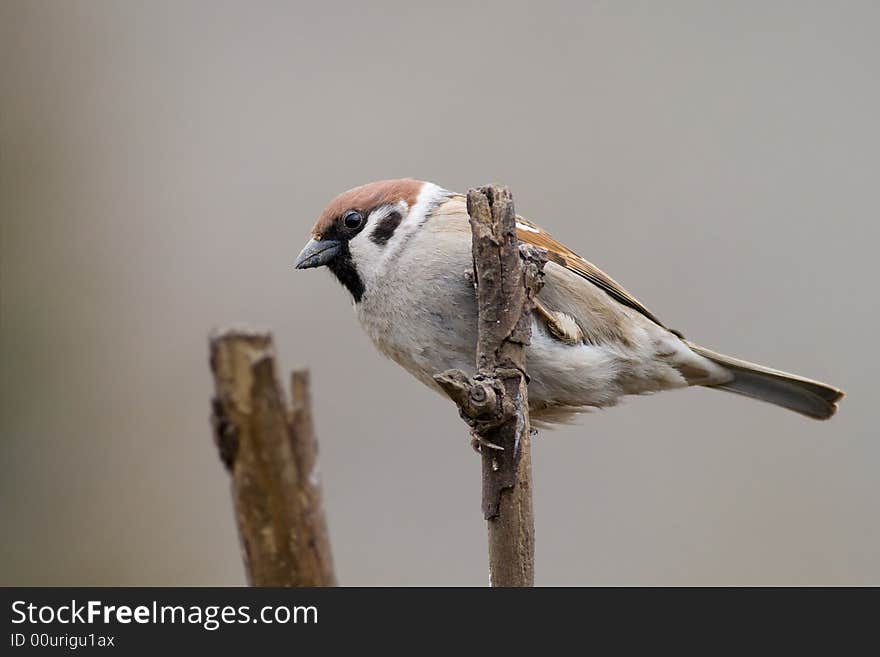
<box><xmin>209</xmin><ymin>329</ymin><xmax>336</xmax><ymax>586</ymax></box>
<box><xmin>434</xmin><ymin>185</ymin><xmax>546</xmax><ymax>587</ymax></box>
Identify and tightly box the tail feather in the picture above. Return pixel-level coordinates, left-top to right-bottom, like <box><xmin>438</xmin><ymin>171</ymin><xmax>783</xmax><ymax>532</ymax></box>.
<box><xmin>685</xmin><ymin>341</ymin><xmax>844</xmax><ymax>420</ymax></box>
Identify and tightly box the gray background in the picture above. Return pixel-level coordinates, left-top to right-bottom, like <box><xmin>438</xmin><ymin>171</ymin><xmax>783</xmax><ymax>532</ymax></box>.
<box><xmin>1</xmin><ymin>1</ymin><xmax>877</xmax><ymax>586</ymax></box>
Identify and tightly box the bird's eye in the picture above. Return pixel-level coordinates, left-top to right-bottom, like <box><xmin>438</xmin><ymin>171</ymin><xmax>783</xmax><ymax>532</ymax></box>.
<box><xmin>343</xmin><ymin>211</ymin><xmax>363</xmax><ymax>230</ymax></box>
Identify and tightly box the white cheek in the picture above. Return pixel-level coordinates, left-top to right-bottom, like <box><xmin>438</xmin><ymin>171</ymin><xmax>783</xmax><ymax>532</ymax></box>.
<box><xmin>347</xmin><ymin>200</ymin><xmax>408</xmax><ymax>290</ymax></box>
<box><xmin>347</xmin><ymin>231</ymin><xmax>383</xmax><ymax>291</ymax></box>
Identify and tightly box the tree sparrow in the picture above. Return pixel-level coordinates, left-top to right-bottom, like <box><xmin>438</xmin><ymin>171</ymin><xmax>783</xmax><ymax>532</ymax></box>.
<box><xmin>295</xmin><ymin>179</ymin><xmax>843</xmax><ymax>424</ymax></box>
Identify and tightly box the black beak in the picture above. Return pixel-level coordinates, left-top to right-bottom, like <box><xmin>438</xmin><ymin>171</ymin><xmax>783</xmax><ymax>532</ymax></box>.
<box><xmin>294</xmin><ymin>238</ymin><xmax>341</xmax><ymax>269</ymax></box>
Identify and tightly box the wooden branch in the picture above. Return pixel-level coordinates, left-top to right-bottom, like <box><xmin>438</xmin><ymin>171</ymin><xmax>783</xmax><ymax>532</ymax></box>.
<box><xmin>209</xmin><ymin>329</ymin><xmax>336</xmax><ymax>586</ymax></box>
<box><xmin>434</xmin><ymin>185</ymin><xmax>546</xmax><ymax>587</ymax></box>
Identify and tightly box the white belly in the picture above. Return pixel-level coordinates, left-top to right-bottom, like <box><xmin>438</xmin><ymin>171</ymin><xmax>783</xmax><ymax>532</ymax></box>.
<box><xmin>356</xmin><ymin>281</ymin><xmax>692</xmax><ymax>424</ymax></box>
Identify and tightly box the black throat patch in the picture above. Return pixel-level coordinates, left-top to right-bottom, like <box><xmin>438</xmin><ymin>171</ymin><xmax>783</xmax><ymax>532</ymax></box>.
<box><xmin>327</xmin><ymin>241</ymin><xmax>365</xmax><ymax>303</ymax></box>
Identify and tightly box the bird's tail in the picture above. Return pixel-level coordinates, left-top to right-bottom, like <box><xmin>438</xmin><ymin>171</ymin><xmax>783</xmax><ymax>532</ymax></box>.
<box><xmin>685</xmin><ymin>341</ymin><xmax>844</xmax><ymax>420</ymax></box>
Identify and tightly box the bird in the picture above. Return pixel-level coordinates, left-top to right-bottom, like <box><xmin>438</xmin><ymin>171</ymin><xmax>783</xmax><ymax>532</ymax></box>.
<box><xmin>294</xmin><ymin>178</ymin><xmax>843</xmax><ymax>424</ymax></box>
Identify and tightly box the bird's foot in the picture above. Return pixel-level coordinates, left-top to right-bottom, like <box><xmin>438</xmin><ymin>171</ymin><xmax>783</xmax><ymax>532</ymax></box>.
<box><xmin>470</xmin><ymin>433</ymin><xmax>505</xmax><ymax>454</ymax></box>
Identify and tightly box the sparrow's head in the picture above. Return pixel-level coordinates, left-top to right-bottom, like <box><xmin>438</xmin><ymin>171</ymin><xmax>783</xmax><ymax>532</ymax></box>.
<box><xmin>295</xmin><ymin>178</ymin><xmax>447</xmax><ymax>301</ymax></box>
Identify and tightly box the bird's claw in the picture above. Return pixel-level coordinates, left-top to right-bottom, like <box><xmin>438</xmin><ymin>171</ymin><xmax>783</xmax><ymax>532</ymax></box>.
<box><xmin>470</xmin><ymin>434</ymin><xmax>505</xmax><ymax>454</ymax></box>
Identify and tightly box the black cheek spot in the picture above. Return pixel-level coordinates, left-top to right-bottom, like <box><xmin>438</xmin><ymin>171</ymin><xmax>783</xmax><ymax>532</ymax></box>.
<box><xmin>369</xmin><ymin>211</ymin><xmax>403</xmax><ymax>245</ymax></box>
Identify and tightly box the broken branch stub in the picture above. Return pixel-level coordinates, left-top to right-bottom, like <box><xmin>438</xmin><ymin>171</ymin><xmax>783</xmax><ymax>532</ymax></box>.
<box><xmin>209</xmin><ymin>329</ymin><xmax>336</xmax><ymax>586</ymax></box>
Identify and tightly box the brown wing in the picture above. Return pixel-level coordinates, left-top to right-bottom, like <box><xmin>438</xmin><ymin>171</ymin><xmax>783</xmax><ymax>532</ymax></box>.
<box><xmin>515</xmin><ymin>216</ymin><xmax>668</xmax><ymax>329</ymax></box>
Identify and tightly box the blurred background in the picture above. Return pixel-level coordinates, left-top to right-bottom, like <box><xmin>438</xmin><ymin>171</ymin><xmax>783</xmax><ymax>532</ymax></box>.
<box><xmin>1</xmin><ymin>1</ymin><xmax>877</xmax><ymax>586</ymax></box>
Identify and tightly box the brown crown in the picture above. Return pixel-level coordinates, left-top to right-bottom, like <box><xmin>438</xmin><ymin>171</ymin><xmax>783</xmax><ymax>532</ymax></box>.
<box><xmin>312</xmin><ymin>178</ymin><xmax>425</xmax><ymax>239</ymax></box>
